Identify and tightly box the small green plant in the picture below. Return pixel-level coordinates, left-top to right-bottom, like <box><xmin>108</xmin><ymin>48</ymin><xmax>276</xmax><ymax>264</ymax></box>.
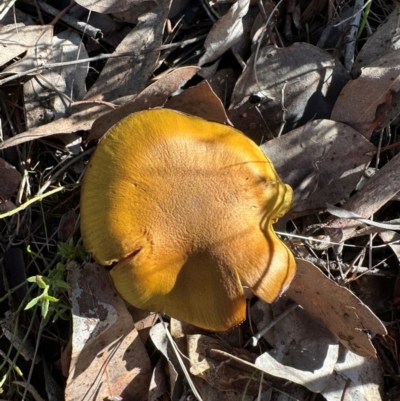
<box><xmin>57</xmin><ymin>238</ymin><xmax>87</xmax><ymax>262</ymax></box>
<box><xmin>25</xmin><ymin>263</ymin><xmax>70</xmax><ymax>326</ymax></box>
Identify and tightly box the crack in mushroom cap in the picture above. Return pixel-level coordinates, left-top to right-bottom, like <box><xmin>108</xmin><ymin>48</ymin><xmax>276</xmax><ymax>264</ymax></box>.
<box><xmin>80</xmin><ymin>109</ymin><xmax>295</xmax><ymax>331</ymax></box>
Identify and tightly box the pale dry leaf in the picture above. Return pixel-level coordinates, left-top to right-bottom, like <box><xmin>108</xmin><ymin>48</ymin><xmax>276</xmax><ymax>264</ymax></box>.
<box><xmin>148</xmin><ymin>359</ymin><xmax>168</xmax><ymax>401</ymax></box>
<box><xmin>0</xmin><ymin>157</ymin><xmax>21</xmax><ymax>199</ymax></box>
<box><xmin>199</xmin><ymin>0</ymin><xmax>250</xmax><ymax>66</ymax></box>
<box><xmin>286</xmin><ymin>258</ymin><xmax>387</xmax><ymax>357</ymax></box>
<box><xmin>191</xmin><ymin>376</ymin><xmax>256</xmax><ymax>401</ymax></box>
<box><xmin>331</xmin><ymin>48</ymin><xmax>400</xmax><ymax>139</ymax></box>
<box><xmin>251</xmin><ymin>298</ymin><xmax>339</xmax><ymax>393</ymax></box>
<box><xmin>256</xmin><ymin>344</ymin><xmax>339</xmax><ymax>393</ymax></box>
<box><xmin>164</xmin><ymin>81</ymin><xmax>231</xmax><ymax>124</ymax></box>
<box><xmin>112</xmin><ymin>2</ymin><xmax>158</xmax><ymax>23</ymax></box>
<box><xmin>322</xmin><ymin>151</ymin><xmax>400</xmax><ymax>243</ymax></box>
<box><xmin>380</xmin><ymin>231</ymin><xmax>400</xmax><ymax>262</ymax></box>
<box><xmin>188</xmin><ymin>335</ymin><xmax>310</xmax><ymax>399</ymax></box>
<box><xmin>88</xmin><ymin>66</ymin><xmax>199</xmax><ymax>141</ymax></box>
<box><xmin>260</xmin><ymin>119</ymin><xmax>376</xmax><ymax>216</ymax></box>
<box><xmin>187</xmin><ymin>334</ymin><xmax>273</xmax><ymax>395</ymax></box>
<box><xmin>321</xmin><ymin>348</ymin><xmax>384</xmax><ymax>401</ymax></box>
<box><xmin>84</xmin><ymin>0</ymin><xmax>171</xmax><ymax>103</ymax></box>
<box><xmin>74</xmin><ymin>0</ymin><xmax>149</xmax><ymax>14</ymax></box>
<box><xmin>4</xmin><ymin>24</ymin><xmax>53</xmax><ymax>73</ymax></box>
<box><xmin>352</xmin><ymin>3</ymin><xmax>400</xmax><ymax>76</ymax></box>
<box><xmin>24</xmin><ymin>72</ymin><xmax>68</xmax><ymax>129</ymax></box>
<box><xmin>0</xmin><ymin>1</ymin><xmax>170</xmax><ymax>150</ymax></box>
<box><xmin>149</xmin><ymin>323</ymin><xmax>179</xmax><ymax>398</ymax></box>
<box><xmin>250</xmin><ymin>2</ymin><xmax>278</xmax><ymax>53</ymax></box>
<box><xmin>65</xmin><ymin>262</ymin><xmax>152</xmax><ymax>401</ymax></box>
<box><xmin>0</xmin><ymin>24</ymin><xmax>49</xmax><ymax>67</ymax></box>
<box><xmin>229</xmin><ymin>43</ymin><xmax>349</xmax><ymax>138</ymax></box>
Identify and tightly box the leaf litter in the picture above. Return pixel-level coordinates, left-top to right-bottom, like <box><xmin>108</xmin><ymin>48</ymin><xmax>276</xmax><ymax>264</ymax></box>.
<box><xmin>1</xmin><ymin>0</ymin><xmax>400</xmax><ymax>400</ymax></box>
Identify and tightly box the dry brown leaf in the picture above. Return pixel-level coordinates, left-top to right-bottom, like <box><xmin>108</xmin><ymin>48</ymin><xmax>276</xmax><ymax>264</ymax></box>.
<box><xmin>207</xmin><ymin>68</ymin><xmax>238</xmax><ymax>108</ymax></box>
<box><xmin>322</xmin><ymin>151</ymin><xmax>400</xmax><ymax>243</ymax></box>
<box><xmin>261</xmin><ymin>119</ymin><xmax>376</xmax><ymax>216</ymax></box>
<box><xmin>74</xmin><ymin>0</ymin><xmax>147</xmax><ymax>14</ymax></box>
<box><xmin>331</xmin><ymin>49</ymin><xmax>400</xmax><ymax>139</ymax></box>
<box><xmin>301</xmin><ymin>0</ymin><xmax>327</xmax><ymax>24</ymax></box>
<box><xmin>164</xmin><ymin>81</ymin><xmax>231</xmax><ymax>124</ymax></box>
<box><xmin>198</xmin><ymin>0</ymin><xmax>250</xmax><ymax>66</ymax></box>
<box><xmin>0</xmin><ymin>24</ymin><xmax>50</xmax><ymax>67</ymax></box>
<box><xmin>0</xmin><ymin>157</ymin><xmax>21</xmax><ymax>199</ymax></box>
<box><xmin>84</xmin><ymin>0</ymin><xmax>170</xmax><ymax>103</ymax></box>
<box><xmin>0</xmin><ymin>105</ymin><xmax>101</xmax><ymax>150</ymax></box>
<box><xmin>65</xmin><ymin>262</ymin><xmax>152</xmax><ymax>401</ymax></box>
<box><xmin>229</xmin><ymin>43</ymin><xmax>349</xmax><ymax>138</ymax></box>
<box><xmin>89</xmin><ymin>66</ymin><xmax>200</xmax><ymax>141</ymax></box>
<box><xmin>352</xmin><ymin>3</ymin><xmax>400</xmax><ymax>76</ymax></box>
<box><xmin>286</xmin><ymin>258</ymin><xmax>387</xmax><ymax>357</ymax></box>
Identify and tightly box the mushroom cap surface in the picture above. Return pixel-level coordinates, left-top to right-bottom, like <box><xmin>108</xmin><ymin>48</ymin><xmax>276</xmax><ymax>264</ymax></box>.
<box><xmin>81</xmin><ymin>109</ymin><xmax>295</xmax><ymax>331</ymax></box>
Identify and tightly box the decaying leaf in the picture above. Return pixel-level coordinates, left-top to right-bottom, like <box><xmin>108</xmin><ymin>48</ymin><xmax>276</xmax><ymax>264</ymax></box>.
<box><xmin>331</xmin><ymin>48</ymin><xmax>400</xmax><ymax>139</ymax></box>
<box><xmin>229</xmin><ymin>42</ymin><xmax>349</xmax><ymax>138</ymax></box>
<box><xmin>24</xmin><ymin>29</ymin><xmax>89</xmax><ymax>129</ymax></box>
<box><xmin>83</xmin><ymin>0</ymin><xmax>171</xmax><ymax>103</ymax></box>
<box><xmin>4</xmin><ymin>25</ymin><xmax>53</xmax><ymax>73</ymax></box>
<box><xmin>321</xmin><ymin>348</ymin><xmax>384</xmax><ymax>401</ymax></box>
<box><xmin>187</xmin><ymin>334</ymin><xmax>275</xmax><ymax>395</ymax></box>
<box><xmin>322</xmin><ymin>151</ymin><xmax>400</xmax><ymax>243</ymax></box>
<box><xmin>0</xmin><ymin>157</ymin><xmax>21</xmax><ymax>199</ymax></box>
<box><xmin>286</xmin><ymin>258</ymin><xmax>387</xmax><ymax>357</ymax></box>
<box><xmin>89</xmin><ymin>66</ymin><xmax>200</xmax><ymax>141</ymax></box>
<box><xmin>149</xmin><ymin>323</ymin><xmax>180</xmax><ymax>398</ymax></box>
<box><xmin>251</xmin><ymin>298</ymin><xmax>339</xmax><ymax>393</ymax></box>
<box><xmin>0</xmin><ymin>24</ymin><xmax>50</xmax><ymax>67</ymax></box>
<box><xmin>74</xmin><ymin>0</ymin><xmax>148</xmax><ymax>14</ymax></box>
<box><xmin>65</xmin><ymin>262</ymin><xmax>152</xmax><ymax>401</ymax></box>
<box><xmin>0</xmin><ymin>0</ymin><xmax>170</xmax><ymax>150</ymax></box>
<box><xmin>199</xmin><ymin>0</ymin><xmax>250</xmax><ymax>66</ymax></box>
<box><xmin>261</xmin><ymin>119</ymin><xmax>376</xmax><ymax>216</ymax></box>
<box><xmin>164</xmin><ymin>81</ymin><xmax>230</xmax><ymax>124</ymax></box>
<box><xmin>380</xmin><ymin>231</ymin><xmax>400</xmax><ymax>262</ymax></box>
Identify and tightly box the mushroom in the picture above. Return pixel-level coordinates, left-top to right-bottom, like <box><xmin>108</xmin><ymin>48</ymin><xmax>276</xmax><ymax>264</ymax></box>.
<box><xmin>80</xmin><ymin>109</ymin><xmax>295</xmax><ymax>331</ymax></box>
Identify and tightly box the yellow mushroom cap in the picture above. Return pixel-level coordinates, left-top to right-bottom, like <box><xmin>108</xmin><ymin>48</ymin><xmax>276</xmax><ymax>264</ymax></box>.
<box><xmin>80</xmin><ymin>109</ymin><xmax>295</xmax><ymax>331</ymax></box>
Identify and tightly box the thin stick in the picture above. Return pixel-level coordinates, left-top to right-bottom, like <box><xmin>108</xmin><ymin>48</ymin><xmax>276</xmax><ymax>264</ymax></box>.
<box><xmin>0</xmin><ymin>187</ymin><xmax>65</xmax><ymax>219</ymax></box>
